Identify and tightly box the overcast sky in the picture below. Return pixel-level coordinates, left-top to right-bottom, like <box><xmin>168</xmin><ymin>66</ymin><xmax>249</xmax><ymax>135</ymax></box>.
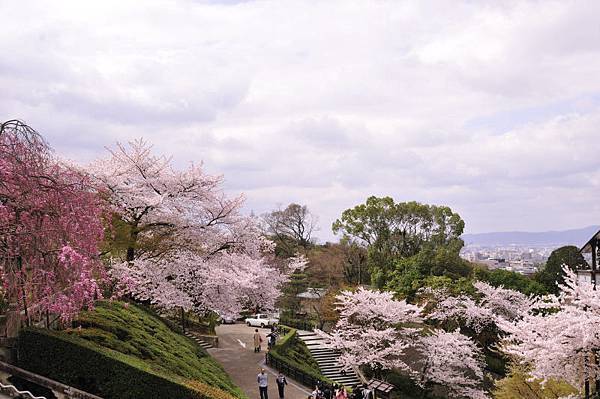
<box><xmin>3</xmin><ymin>0</ymin><xmax>600</xmax><ymax>241</ymax></box>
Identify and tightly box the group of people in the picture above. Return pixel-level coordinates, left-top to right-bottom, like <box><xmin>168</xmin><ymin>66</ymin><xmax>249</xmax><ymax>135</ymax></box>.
<box><xmin>310</xmin><ymin>382</ymin><xmax>373</xmax><ymax>399</ymax></box>
<box><xmin>254</xmin><ymin>327</ymin><xmax>374</xmax><ymax>399</ymax></box>
<box><xmin>253</xmin><ymin>326</ymin><xmax>279</xmax><ymax>353</ymax></box>
<box><xmin>258</xmin><ymin>368</ymin><xmax>375</xmax><ymax>399</ymax></box>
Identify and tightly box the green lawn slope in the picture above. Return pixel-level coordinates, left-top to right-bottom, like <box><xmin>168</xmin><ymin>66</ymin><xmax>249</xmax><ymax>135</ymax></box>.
<box><xmin>17</xmin><ymin>301</ymin><xmax>246</xmax><ymax>399</ymax></box>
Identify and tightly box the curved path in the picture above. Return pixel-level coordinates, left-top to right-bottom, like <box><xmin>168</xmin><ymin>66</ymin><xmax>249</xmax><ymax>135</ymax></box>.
<box><xmin>210</xmin><ymin>324</ymin><xmax>311</xmax><ymax>399</ymax></box>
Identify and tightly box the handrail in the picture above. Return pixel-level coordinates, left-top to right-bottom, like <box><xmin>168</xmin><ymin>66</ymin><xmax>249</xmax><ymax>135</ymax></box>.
<box><xmin>0</xmin><ymin>381</ymin><xmax>47</xmax><ymax>399</ymax></box>
<box><xmin>353</xmin><ymin>365</ymin><xmax>368</xmax><ymax>384</ymax></box>
<box><xmin>0</xmin><ymin>361</ymin><xmax>103</xmax><ymax>399</ymax></box>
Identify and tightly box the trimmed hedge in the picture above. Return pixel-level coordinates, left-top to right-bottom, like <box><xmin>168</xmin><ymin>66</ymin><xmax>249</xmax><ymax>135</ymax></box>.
<box><xmin>18</xmin><ymin>328</ymin><xmax>207</xmax><ymax>399</ymax></box>
<box><xmin>17</xmin><ymin>301</ymin><xmax>245</xmax><ymax>399</ymax></box>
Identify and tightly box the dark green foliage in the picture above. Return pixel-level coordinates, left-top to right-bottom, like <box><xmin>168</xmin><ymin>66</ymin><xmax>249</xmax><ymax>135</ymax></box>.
<box><xmin>17</xmin><ymin>301</ymin><xmax>245</xmax><ymax>399</ymax></box>
<box><xmin>333</xmin><ymin>196</ymin><xmax>465</xmax><ymax>288</ymax></box>
<box><xmin>281</xmin><ymin>271</ymin><xmax>308</xmax><ymax>315</ymax></box>
<box><xmin>279</xmin><ymin>314</ymin><xmax>316</xmax><ymax>331</ymax></box>
<box><xmin>387</xmin><ymin>248</ymin><xmax>473</xmax><ymax>299</ymax></box>
<box><xmin>485</xmin><ymin>353</ymin><xmax>508</xmax><ymax>377</ymax></box>
<box><xmin>474</xmin><ymin>267</ymin><xmax>547</xmax><ymax>296</ymax></box>
<box><xmin>535</xmin><ymin>245</ymin><xmax>588</xmax><ymax>294</ymax></box>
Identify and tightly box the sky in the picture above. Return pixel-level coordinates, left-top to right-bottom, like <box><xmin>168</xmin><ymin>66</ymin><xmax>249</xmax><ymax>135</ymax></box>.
<box><xmin>3</xmin><ymin>0</ymin><xmax>600</xmax><ymax>242</ymax></box>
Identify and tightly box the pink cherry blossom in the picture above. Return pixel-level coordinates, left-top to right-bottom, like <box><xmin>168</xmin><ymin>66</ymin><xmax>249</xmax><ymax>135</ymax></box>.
<box><xmin>0</xmin><ymin>120</ymin><xmax>105</xmax><ymax>322</ymax></box>
<box><xmin>93</xmin><ymin>139</ymin><xmax>287</xmax><ymax>317</ymax></box>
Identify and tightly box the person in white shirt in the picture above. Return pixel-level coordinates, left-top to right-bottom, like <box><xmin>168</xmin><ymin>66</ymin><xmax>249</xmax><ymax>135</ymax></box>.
<box><xmin>257</xmin><ymin>368</ymin><xmax>269</xmax><ymax>399</ymax></box>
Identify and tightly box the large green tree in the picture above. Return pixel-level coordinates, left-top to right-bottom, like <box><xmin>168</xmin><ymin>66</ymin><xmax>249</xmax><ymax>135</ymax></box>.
<box><xmin>535</xmin><ymin>245</ymin><xmax>587</xmax><ymax>294</ymax></box>
<box><xmin>332</xmin><ymin>196</ymin><xmax>465</xmax><ymax>287</ymax></box>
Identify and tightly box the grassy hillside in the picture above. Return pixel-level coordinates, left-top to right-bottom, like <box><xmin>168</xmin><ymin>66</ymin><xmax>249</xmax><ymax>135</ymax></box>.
<box><xmin>18</xmin><ymin>301</ymin><xmax>245</xmax><ymax>399</ymax></box>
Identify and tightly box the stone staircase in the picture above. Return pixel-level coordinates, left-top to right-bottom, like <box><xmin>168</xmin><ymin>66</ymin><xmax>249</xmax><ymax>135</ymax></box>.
<box><xmin>184</xmin><ymin>331</ymin><xmax>213</xmax><ymax>350</ymax></box>
<box><xmin>297</xmin><ymin>330</ymin><xmax>361</xmax><ymax>388</ymax></box>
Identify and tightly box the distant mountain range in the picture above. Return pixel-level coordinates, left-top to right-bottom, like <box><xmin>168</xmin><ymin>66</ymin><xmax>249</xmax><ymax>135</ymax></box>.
<box><xmin>461</xmin><ymin>225</ymin><xmax>600</xmax><ymax>247</ymax></box>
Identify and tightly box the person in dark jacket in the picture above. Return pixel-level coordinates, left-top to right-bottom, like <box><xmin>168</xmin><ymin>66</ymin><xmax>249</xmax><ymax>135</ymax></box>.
<box><xmin>276</xmin><ymin>372</ymin><xmax>287</xmax><ymax>399</ymax></box>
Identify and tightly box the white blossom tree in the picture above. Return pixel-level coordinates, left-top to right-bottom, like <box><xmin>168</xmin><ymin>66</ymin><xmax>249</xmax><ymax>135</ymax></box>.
<box><xmin>415</xmin><ymin>329</ymin><xmax>488</xmax><ymax>399</ymax></box>
<box><xmin>316</xmin><ymin>288</ymin><xmax>489</xmax><ymax>398</ymax></box>
<box><xmin>92</xmin><ymin>139</ymin><xmax>286</xmax><ymax>317</ymax></box>
<box><xmin>501</xmin><ymin>267</ymin><xmax>600</xmax><ymax>394</ymax></box>
<box><xmin>315</xmin><ymin>288</ymin><xmax>422</xmax><ymax>372</ymax></box>
<box><xmin>425</xmin><ymin>281</ymin><xmax>535</xmax><ymax>334</ymax></box>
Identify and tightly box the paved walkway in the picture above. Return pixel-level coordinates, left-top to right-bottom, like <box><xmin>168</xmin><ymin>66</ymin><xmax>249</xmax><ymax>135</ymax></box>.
<box><xmin>210</xmin><ymin>324</ymin><xmax>311</xmax><ymax>399</ymax></box>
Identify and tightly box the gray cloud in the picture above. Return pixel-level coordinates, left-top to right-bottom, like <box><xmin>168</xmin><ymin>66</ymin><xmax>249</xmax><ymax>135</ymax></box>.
<box><xmin>3</xmin><ymin>0</ymin><xmax>600</xmax><ymax>240</ymax></box>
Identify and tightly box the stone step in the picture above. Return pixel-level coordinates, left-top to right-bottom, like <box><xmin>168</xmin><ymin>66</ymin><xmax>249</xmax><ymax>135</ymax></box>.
<box><xmin>185</xmin><ymin>332</ymin><xmax>213</xmax><ymax>349</ymax></box>
<box><xmin>296</xmin><ymin>331</ymin><xmax>317</xmax><ymax>337</ymax></box>
<box><xmin>301</xmin><ymin>337</ymin><xmax>324</xmax><ymax>342</ymax></box>
<box><xmin>313</xmin><ymin>353</ymin><xmax>338</xmax><ymax>359</ymax></box>
<box><xmin>325</xmin><ymin>375</ymin><xmax>360</xmax><ymax>382</ymax></box>
<box><xmin>309</xmin><ymin>349</ymin><xmax>335</xmax><ymax>354</ymax></box>
<box><xmin>316</xmin><ymin>362</ymin><xmax>341</xmax><ymax>368</ymax></box>
<box><xmin>316</xmin><ymin>359</ymin><xmax>341</xmax><ymax>365</ymax></box>
<box><xmin>318</xmin><ymin>361</ymin><xmax>342</xmax><ymax>367</ymax></box>
<box><xmin>324</xmin><ymin>375</ymin><xmax>360</xmax><ymax>383</ymax></box>
<box><xmin>313</xmin><ymin>356</ymin><xmax>337</xmax><ymax>360</ymax></box>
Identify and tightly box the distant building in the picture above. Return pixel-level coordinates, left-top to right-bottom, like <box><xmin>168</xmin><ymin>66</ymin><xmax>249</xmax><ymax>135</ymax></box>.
<box><xmin>576</xmin><ymin>269</ymin><xmax>594</xmax><ymax>285</ymax></box>
<box><xmin>296</xmin><ymin>288</ymin><xmax>327</xmax><ymax>315</ymax></box>
<box><xmin>579</xmin><ymin>228</ymin><xmax>600</xmax><ymax>286</ymax></box>
<box><xmin>478</xmin><ymin>258</ymin><xmax>506</xmax><ymax>270</ymax></box>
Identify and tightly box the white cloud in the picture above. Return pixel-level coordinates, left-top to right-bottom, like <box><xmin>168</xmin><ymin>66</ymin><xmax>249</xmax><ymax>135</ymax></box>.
<box><xmin>2</xmin><ymin>0</ymin><xmax>600</xmax><ymax>240</ymax></box>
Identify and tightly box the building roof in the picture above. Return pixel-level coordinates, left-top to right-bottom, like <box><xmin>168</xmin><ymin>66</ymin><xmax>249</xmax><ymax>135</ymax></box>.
<box><xmin>580</xmin><ymin>229</ymin><xmax>600</xmax><ymax>253</ymax></box>
<box><xmin>296</xmin><ymin>288</ymin><xmax>327</xmax><ymax>299</ymax></box>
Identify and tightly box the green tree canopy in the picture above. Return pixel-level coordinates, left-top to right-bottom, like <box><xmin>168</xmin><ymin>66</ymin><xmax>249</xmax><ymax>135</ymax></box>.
<box><xmin>332</xmin><ymin>196</ymin><xmax>465</xmax><ymax>287</ymax></box>
<box><xmin>535</xmin><ymin>245</ymin><xmax>587</xmax><ymax>294</ymax></box>
<box><xmin>474</xmin><ymin>267</ymin><xmax>547</xmax><ymax>296</ymax></box>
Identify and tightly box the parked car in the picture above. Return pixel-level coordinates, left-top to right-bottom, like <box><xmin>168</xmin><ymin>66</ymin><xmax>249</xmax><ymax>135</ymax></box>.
<box><xmin>221</xmin><ymin>315</ymin><xmax>236</xmax><ymax>324</ymax></box>
<box><xmin>245</xmin><ymin>313</ymin><xmax>279</xmax><ymax>328</ymax></box>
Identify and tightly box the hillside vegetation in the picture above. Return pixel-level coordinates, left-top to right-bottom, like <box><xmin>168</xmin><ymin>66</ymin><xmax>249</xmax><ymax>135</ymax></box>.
<box><xmin>18</xmin><ymin>301</ymin><xmax>246</xmax><ymax>399</ymax></box>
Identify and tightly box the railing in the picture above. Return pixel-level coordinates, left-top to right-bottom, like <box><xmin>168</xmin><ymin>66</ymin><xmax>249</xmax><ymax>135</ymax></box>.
<box><xmin>265</xmin><ymin>352</ymin><xmax>334</xmax><ymax>391</ymax></box>
<box><xmin>0</xmin><ymin>361</ymin><xmax>103</xmax><ymax>399</ymax></box>
<box><xmin>0</xmin><ymin>381</ymin><xmax>47</xmax><ymax>399</ymax></box>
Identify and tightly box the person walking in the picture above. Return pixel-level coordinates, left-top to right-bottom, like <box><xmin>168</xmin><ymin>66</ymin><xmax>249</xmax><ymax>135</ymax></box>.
<box><xmin>360</xmin><ymin>384</ymin><xmax>373</xmax><ymax>399</ymax></box>
<box><xmin>257</xmin><ymin>368</ymin><xmax>269</xmax><ymax>399</ymax></box>
<box><xmin>311</xmin><ymin>385</ymin><xmax>322</xmax><ymax>399</ymax></box>
<box><xmin>254</xmin><ymin>329</ymin><xmax>263</xmax><ymax>353</ymax></box>
<box><xmin>276</xmin><ymin>372</ymin><xmax>287</xmax><ymax>399</ymax></box>
<box><xmin>335</xmin><ymin>386</ymin><xmax>348</xmax><ymax>399</ymax></box>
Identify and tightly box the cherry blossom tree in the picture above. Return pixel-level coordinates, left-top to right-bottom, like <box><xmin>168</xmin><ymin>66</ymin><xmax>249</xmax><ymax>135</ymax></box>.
<box><xmin>415</xmin><ymin>329</ymin><xmax>488</xmax><ymax>399</ymax></box>
<box><xmin>425</xmin><ymin>281</ymin><xmax>535</xmax><ymax>335</ymax></box>
<box><xmin>501</xmin><ymin>267</ymin><xmax>600</xmax><ymax>394</ymax></box>
<box><xmin>93</xmin><ymin>139</ymin><xmax>286</xmax><ymax>317</ymax></box>
<box><xmin>315</xmin><ymin>288</ymin><xmax>422</xmax><ymax>372</ymax></box>
<box><xmin>317</xmin><ymin>287</ymin><xmax>489</xmax><ymax>398</ymax></box>
<box><xmin>0</xmin><ymin>120</ymin><xmax>105</xmax><ymax>323</ymax></box>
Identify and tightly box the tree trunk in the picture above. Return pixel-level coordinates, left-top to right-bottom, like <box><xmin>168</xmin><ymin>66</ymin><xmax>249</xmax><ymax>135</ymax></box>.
<box><xmin>180</xmin><ymin>307</ymin><xmax>186</xmax><ymax>333</ymax></box>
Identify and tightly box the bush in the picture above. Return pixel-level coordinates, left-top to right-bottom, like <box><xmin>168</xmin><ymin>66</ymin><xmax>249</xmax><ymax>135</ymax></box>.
<box><xmin>17</xmin><ymin>301</ymin><xmax>245</xmax><ymax>399</ymax></box>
